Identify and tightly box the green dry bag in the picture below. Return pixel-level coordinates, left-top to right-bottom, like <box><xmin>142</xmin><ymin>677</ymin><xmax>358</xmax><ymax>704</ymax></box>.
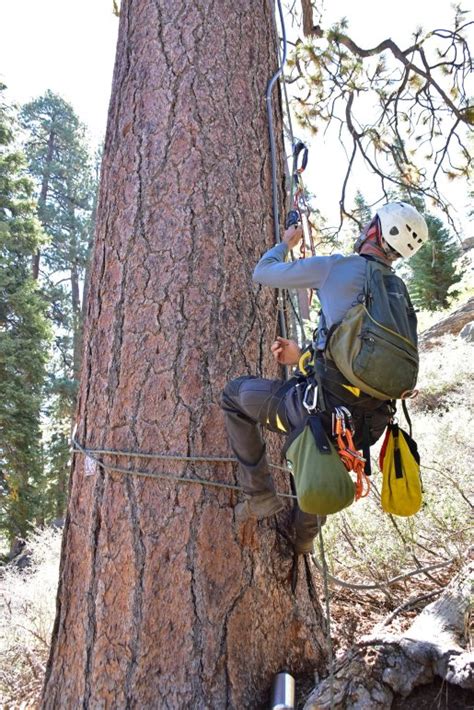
<box><xmin>284</xmin><ymin>415</ymin><xmax>355</xmax><ymax>515</ymax></box>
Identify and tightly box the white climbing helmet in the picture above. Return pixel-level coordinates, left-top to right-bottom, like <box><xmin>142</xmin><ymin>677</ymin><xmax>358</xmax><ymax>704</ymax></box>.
<box><xmin>376</xmin><ymin>202</ymin><xmax>429</xmax><ymax>258</ymax></box>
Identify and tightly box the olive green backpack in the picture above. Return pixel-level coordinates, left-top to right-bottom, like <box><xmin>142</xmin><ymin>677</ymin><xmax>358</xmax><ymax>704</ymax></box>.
<box><xmin>283</xmin><ymin>415</ymin><xmax>355</xmax><ymax>515</ymax></box>
<box><xmin>326</xmin><ymin>258</ymin><xmax>419</xmax><ymax>400</ymax></box>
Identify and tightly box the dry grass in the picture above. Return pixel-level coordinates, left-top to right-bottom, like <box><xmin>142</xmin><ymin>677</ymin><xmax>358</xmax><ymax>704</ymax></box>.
<box><xmin>0</xmin><ymin>527</ymin><xmax>62</xmax><ymax>709</ymax></box>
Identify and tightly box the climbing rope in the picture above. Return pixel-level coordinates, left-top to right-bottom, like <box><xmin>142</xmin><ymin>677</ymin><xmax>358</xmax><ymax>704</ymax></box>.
<box><xmin>267</xmin><ymin>0</ymin><xmax>321</xmax><ymax>347</ymax></box>
<box><xmin>266</xmin><ymin>16</ymin><xmax>345</xmax><ymax>699</ymax></box>
<box><xmin>71</xmin><ymin>437</ymin><xmax>297</xmax><ymax>500</ymax></box>
<box><xmin>266</xmin><ymin>0</ymin><xmax>288</xmax><ymax>249</ymax></box>
<box><xmin>72</xmin><ymin>438</ymin><xmax>456</xmax><ymax>591</ymax></box>
<box><xmin>266</xmin><ymin>0</ymin><xmax>290</xmax><ymax>344</ymax></box>
<box><xmin>318</xmin><ymin>526</ymin><xmax>335</xmax><ymax>710</ymax></box>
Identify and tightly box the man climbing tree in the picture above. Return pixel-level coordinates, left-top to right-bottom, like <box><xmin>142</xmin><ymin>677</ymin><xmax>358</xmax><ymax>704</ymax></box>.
<box><xmin>222</xmin><ymin>201</ymin><xmax>428</xmax><ymax>554</ymax></box>
<box><xmin>42</xmin><ymin>1</ymin><xmax>472</xmax><ymax>707</ymax></box>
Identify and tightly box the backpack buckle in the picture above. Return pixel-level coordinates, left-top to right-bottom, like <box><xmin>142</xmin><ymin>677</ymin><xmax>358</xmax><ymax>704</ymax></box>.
<box><xmin>400</xmin><ymin>389</ymin><xmax>419</xmax><ymax>400</ymax></box>
<box><xmin>303</xmin><ymin>383</ymin><xmax>318</xmax><ymax>413</ymax></box>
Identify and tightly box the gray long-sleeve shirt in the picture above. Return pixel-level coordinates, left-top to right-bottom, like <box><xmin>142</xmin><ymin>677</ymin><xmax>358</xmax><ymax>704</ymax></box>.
<box><xmin>253</xmin><ymin>242</ymin><xmax>368</xmax><ymax>349</ymax></box>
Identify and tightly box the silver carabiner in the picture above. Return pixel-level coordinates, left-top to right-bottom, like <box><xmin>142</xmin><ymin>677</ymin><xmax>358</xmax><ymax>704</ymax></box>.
<box><xmin>303</xmin><ymin>383</ymin><xmax>318</xmax><ymax>413</ymax></box>
<box><xmin>338</xmin><ymin>405</ymin><xmax>354</xmax><ymax>434</ymax></box>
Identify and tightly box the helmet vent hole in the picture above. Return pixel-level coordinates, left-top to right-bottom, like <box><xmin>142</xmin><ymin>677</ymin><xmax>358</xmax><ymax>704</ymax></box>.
<box><xmin>406</xmin><ymin>224</ymin><xmax>412</xmax><ymax>232</ymax></box>
<box><xmin>390</xmin><ymin>226</ymin><xmax>399</xmax><ymax>236</ymax></box>
<box><xmin>412</xmin><ymin>232</ymin><xmax>417</xmax><ymax>238</ymax></box>
<box><xmin>407</xmin><ymin>243</ymin><xmax>414</xmax><ymax>251</ymax></box>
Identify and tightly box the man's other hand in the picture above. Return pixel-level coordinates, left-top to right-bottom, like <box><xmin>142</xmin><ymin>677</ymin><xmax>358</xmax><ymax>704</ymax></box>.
<box><xmin>283</xmin><ymin>224</ymin><xmax>303</xmax><ymax>250</ymax></box>
<box><xmin>271</xmin><ymin>337</ymin><xmax>301</xmax><ymax>366</ymax></box>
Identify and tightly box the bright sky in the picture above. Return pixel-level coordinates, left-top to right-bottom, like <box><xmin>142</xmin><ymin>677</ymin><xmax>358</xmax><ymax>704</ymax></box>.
<box><xmin>0</xmin><ymin>0</ymin><xmax>118</xmax><ymax>145</ymax></box>
<box><xmin>0</xmin><ymin>0</ymin><xmax>471</xmax><ymax>231</ymax></box>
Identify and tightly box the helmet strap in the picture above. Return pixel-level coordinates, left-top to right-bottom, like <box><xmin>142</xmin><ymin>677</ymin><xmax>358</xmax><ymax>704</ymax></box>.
<box><xmin>355</xmin><ymin>217</ymin><xmax>378</xmax><ymax>253</ymax></box>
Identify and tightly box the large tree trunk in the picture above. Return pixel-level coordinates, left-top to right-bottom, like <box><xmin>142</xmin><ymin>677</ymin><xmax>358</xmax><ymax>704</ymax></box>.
<box><xmin>42</xmin><ymin>1</ymin><xmax>327</xmax><ymax>707</ymax></box>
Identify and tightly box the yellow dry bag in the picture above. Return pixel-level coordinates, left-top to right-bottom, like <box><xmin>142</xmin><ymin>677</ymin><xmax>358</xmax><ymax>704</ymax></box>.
<box><xmin>379</xmin><ymin>423</ymin><xmax>422</xmax><ymax>516</ymax></box>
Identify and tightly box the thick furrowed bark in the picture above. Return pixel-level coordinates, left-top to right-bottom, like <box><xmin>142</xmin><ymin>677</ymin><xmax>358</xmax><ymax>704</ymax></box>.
<box><xmin>42</xmin><ymin>2</ymin><xmax>326</xmax><ymax>707</ymax></box>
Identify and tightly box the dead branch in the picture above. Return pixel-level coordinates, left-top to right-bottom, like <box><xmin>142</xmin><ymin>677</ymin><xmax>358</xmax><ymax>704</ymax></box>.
<box><xmin>304</xmin><ymin>560</ymin><xmax>473</xmax><ymax>709</ymax></box>
<box><xmin>290</xmin><ymin>8</ymin><xmax>473</xmax><ymax>234</ymax></box>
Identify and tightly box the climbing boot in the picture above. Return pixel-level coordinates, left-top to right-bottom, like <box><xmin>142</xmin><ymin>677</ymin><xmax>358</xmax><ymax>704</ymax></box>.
<box><xmin>293</xmin><ymin>511</ymin><xmax>326</xmax><ymax>555</ymax></box>
<box><xmin>294</xmin><ymin>536</ymin><xmax>315</xmax><ymax>555</ymax></box>
<box><xmin>235</xmin><ymin>491</ymin><xmax>284</xmax><ymax>523</ymax></box>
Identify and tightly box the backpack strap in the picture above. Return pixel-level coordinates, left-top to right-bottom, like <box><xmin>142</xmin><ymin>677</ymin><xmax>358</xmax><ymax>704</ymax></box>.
<box><xmin>281</xmin><ymin>414</ymin><xmax>331</xmax><ymax>458</ymax></box>
<box><xmin>307</xmin><ymin>415</ymin><xmax>332</xmax><ymax>454</ymax></box>
<box><xmin>361</xmin><ymin>413</ymin><xmax>372</xmax><ymax>476</ymax></box>
<box><xmin>401</xmin><ymin>399</ymin><xmax>413</xmax><ymax>438</ymax></box>
<box><xmin>391</xmin><ymin>423</ymin><xmax>404</xmax><ymax>479</ymax></box>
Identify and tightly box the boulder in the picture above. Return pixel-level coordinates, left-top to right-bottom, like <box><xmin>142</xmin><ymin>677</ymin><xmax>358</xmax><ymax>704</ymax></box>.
<box><xmin>460</xmin><ymin>321</ymin><xmax>474</xmax><ymax>342</ymax></box>
<box><xmin>461</xmin><ymin>236</ymin><xmax>474</xmax><ymax>252</ymax></box>
<box><xmin>419</xmin><ymin>297</ymin><xmax>474</xmax><ymax>347</ymax></box>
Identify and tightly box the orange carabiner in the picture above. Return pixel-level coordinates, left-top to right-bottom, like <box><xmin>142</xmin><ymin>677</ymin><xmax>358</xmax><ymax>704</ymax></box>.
<box><xmin>334</xmin><ymin>410</ymin><xmax>370</xmax><ymax>501</ymax></box>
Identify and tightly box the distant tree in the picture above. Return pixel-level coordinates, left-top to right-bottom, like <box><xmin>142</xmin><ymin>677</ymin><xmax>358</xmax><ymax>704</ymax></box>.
<box><xmin>20</xmin><ymin>91</ymin><xmax>96</xmax><ymax>399</ymax></box>
<box><xmin>0</xmin><ymin>86</ymin><xmax>51</xmax><ymax>545</ymax></box>
<box><xmin>20</xmin><ymin>92</ymin><xmax>98</xmax><ymax>520</ymax></box>
<box><xmin>346</xmin><ymin>190</ymin><xmax>373</xmax><ymax>244</ymax></box>
<box><xmin>407</xmin><ymin>213</ymin><xmax>463</xmax><ymax>311</ymax></box>
<box><xmin>352</xmin><ymin>191</ymin><xmax>372</xmax><ymax>227</ymax></box>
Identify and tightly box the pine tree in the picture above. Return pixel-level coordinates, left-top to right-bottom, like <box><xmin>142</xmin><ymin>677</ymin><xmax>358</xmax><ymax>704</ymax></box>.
<box><xmin>347</xmin><ymin>190</ymin><xmax>373</xmax><ymax>246</ymax></box>
<box><xmin>20</xmin><ymin>91</ymin><xmax>96</xmax><ymax>401</ymax></box>
<box><xmin>353</xmin><ymin>190</ymin><xmax>372</xmax><ymax>227</ymax></box>
<box><xmin>407</xmin><ymin>213</ymin><xmax>463</xmax><ymax>311</ymax></box>
<box><xmin>20</xmin><ymin>92</ymin><xmax>98</xmax><ymax>520</ymax></box>
<box><xmin>0</xmin><ymin>86</ymin><xmax>51</xmax><ymax>545</ymax></box>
